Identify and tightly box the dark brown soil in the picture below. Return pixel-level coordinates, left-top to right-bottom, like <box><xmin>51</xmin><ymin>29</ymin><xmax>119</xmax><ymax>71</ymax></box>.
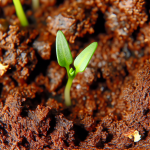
<box><xmin>0</xmin><ymin>0</ymin><xmax>150</xmax><ymax>149</ymax></box>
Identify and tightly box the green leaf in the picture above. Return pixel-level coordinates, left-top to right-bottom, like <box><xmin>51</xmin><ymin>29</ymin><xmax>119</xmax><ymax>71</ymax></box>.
<box><xmin>56</xmin><ymin>30</ymin><xmax>73</xmax><ymax>72</ymax></box>
<box><xmin>74</xmin><ymin>42</ymin><xmax>98</xmax><ymax>73</ymax></box>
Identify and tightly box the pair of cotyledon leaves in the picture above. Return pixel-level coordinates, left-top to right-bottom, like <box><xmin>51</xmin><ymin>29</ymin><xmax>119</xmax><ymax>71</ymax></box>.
<box><xmin>56</xmin><ymin>30</ymin><xmax>98</xmax><ymax>76</ymax></box>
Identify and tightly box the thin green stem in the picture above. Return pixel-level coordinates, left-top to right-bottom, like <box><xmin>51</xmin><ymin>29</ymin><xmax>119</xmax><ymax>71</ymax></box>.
<box><xmin>13</xmin><ymin>0</ymin><xmax>29</xmax><ymax>26</ymax></box>
<box><xmin>66</xmin><ymin>65</ymin><xmax>70</xmax><ymax>77</ymax></box>
<box><xmin>32</xmin><ymin>0</ymin><xmax>40</xmax><ymax>10</ymax></box>
<box><xmin>64</xmin><ymin>77</ymin><xmax>74</xmax><ymax>106</ymax></box>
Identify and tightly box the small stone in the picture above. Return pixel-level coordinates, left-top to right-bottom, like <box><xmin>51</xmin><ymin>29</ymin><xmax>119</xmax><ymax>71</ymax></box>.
<box><xmin>0</xmin><ymin>63</ymin><xmax>9</xmax><ymax>76</ymax></box>
<box><xmin>76</xmin><ymin>84</ymin><xmax>81</xmax><ymax>89</ymax></box>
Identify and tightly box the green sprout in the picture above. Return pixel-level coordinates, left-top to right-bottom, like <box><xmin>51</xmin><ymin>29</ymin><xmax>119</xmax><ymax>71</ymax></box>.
<box><xmin>32</xmin><ymin>0</ymin><xmax>40</xmax><ymax>10</ymax></box>
<box><xmin>56</xmin><ymin>30</ymin><xmax>98</xmax><ymax>106</ymax></box>
<box><xmin>13</xmin><ymin>0</ymin><xmax>29</xmax><ymax>26</ymax></box>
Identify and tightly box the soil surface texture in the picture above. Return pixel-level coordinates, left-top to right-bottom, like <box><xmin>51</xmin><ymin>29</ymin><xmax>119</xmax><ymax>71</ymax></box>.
<box><xmin>0</xmin><ymin>0</ymin><xmax>150</xmax><ymax>149</ymax></box>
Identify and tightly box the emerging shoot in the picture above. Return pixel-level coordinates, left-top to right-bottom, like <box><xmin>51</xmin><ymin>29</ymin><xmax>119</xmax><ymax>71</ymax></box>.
<box><xmin>32</xmin><ymin>0</ymin><xmax>40</xmax><ymax>10</ymax></box>
<box><xmin>56</xmin><ymin>30</ymin><xmax>98</xmax><ymax>106</ymax></box>
<box><xmin>13</xmin><ymin>0</ymin><xmax>29</xmax><ymax>26</ymax></box>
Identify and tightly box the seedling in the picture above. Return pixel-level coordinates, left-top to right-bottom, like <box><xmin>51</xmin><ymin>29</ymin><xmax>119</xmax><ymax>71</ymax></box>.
<box><xmin>13</xmin><ymin>0</ymin><xmax>29</xmax><ymax>26</ymax></box>
<box><xmin>32</xmin><ymin>0</ymin><xmax>40</xmax><ymax>10</ymax></box>
<box><xmin>56</xmin><ymin>30</ymin><xmax>98</xmax><ymax>106</ymax></box>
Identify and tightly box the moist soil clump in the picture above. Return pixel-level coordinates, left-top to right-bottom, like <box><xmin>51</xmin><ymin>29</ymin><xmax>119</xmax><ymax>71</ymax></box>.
<box><xmin>0</xmin><ymin>0</ymin><xmax>150</xmax><ymax>149</ymax></box>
